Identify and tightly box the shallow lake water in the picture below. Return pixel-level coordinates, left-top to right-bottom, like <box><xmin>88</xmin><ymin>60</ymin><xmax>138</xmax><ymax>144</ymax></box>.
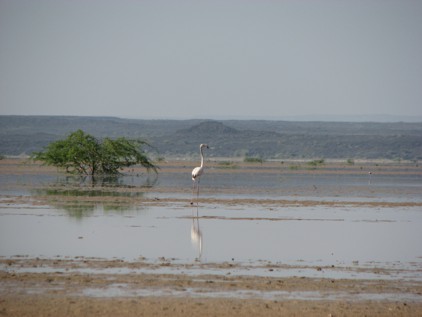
<box><xmin>1</xmin><ymin>202</ymin><xmax>422</xmax><ymax>279</ymax></box>
<box><xmin>1</xmin><ymin>164</ymin><xmax>422</xmax><ymax>281</ymax></box>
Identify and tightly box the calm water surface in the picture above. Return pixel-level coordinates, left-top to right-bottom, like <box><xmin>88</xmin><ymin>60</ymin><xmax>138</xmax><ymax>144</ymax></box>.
<box><xmin>1</xmin><ymin>169</ymin><xmax>422</xmax><ymax>278</ymax></box>
<box><xmin>1</xmin><ymin>203</ymin><xmax>421</xmax><ymax>266</ymax></box>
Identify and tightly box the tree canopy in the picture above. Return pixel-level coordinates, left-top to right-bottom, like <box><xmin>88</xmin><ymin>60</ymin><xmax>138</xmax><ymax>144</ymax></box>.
<box><xmin>32</xmin><ymin>130</ymin><xmax>158</xmax><ymax>175</ymax></box>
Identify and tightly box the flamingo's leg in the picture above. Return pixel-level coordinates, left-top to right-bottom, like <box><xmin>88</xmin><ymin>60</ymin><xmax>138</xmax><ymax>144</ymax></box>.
<box><xmin>191</xmin><ymin>180</ymin><xmax>196</xmax><ymax>205</ymax></box>
<box><xmin>196</xmin><ymin>178</ymin><xmax>200</xmax><ymax>206</ymax></box>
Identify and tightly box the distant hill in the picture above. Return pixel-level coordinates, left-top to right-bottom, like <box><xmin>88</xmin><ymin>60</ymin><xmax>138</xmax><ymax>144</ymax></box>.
<box><xmin>0</xmin><ymin>115</ymin><xmax>421</xmax><ymax>160</ymax></box>
<box><xmin>179</xmin><ymin>121</ymin><xmax>240</xmax><ymax>135</ymax></box>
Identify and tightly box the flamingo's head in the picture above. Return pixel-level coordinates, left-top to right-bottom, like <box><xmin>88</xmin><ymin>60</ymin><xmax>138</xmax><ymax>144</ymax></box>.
<box><xmin>200</xmin><ymin>144</ymin><xmax>209</xmax><ymax>150</ymax></box>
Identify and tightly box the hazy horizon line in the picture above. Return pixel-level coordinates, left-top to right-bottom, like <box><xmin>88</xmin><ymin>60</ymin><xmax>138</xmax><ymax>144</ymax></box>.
<box><xmin>1</xmin><ymin>113</ymin><xmax>422</xmax><ymax>123</ymax></box>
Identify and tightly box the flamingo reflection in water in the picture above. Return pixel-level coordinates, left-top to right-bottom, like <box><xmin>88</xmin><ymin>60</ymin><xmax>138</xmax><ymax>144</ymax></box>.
<box><xmin>191</xmin><ymin>206</ymin><xmax>203</xmax><ymax>262</ymax></box>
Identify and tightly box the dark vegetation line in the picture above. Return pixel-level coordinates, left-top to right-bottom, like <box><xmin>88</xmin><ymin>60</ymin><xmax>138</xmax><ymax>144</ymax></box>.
<box><xmin>1</xmin><ymin>116</ymin><xmax>421</xmax><ymax>161</ymax></box>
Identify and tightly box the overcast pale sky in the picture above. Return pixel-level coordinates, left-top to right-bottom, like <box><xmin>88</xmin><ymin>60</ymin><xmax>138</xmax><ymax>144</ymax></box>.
<box><xmin>0</xmin><ymin>0</ymin><xmax>421</xmax><ymax>120</ymax></box>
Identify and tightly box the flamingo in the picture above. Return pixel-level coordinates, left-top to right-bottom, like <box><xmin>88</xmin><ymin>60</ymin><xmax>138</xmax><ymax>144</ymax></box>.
<box><xmin>191</xmin><ymin>144</ymin><xmax>209</xmax><ymax>205</ymax></box>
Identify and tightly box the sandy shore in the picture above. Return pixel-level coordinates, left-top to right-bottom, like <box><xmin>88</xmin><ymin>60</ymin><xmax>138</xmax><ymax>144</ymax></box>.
<box><xmin>1</xmin><ymin>257</ymin><xmax>422</xmax><ymax>316</ymax></box>
<box><xmin>3</xmin><ymin>295</ymin><xmax>420</xmax><ymax>317</ymax></box>
<box><xmin>1</xmin><ymin>159</ymin><xmax>422</xmax><ymax>316</ymax></box>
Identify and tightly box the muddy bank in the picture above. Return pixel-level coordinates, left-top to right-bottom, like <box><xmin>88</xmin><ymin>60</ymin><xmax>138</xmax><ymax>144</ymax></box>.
<box><xmin>1</xmin><ymin>258</ymin><xmax>422</xmax><ymax>317</ymax></box>
<box><xmin>3</xmin><ymin>295</ymin><xmax>420</xmax><ymax>317</ymax></box>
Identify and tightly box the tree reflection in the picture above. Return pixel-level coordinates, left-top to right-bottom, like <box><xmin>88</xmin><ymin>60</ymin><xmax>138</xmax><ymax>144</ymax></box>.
<box><xmin>31</xmin><ymin>173</ymin><xmax>157</xmax><ymax>219</ymax></box>
<box><xmin>60</xmin><ymin>173</ymin><xmax>158</xmax><ymax>188</ymax></box>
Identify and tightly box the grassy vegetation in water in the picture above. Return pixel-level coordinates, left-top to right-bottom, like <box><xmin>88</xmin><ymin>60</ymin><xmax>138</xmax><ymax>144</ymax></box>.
<box><xmin>217</xmin><ymin>161</ymin><xmax>238</xmax><ymax>169</ymax></box>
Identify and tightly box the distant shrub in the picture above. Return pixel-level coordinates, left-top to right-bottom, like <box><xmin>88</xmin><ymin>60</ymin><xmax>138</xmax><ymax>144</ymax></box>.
<box><xmin>244</xmin><ymin>156</ymin><xmax>264</xmax><ymax>164</ymax></box>
<box><xmin>156</xmin><ymin>156</ymin><xmax>166</xmax><ymax>162</ymax></box>
<box><xmin>347</xmin><ymin>158</ymin><xmax>355</xmax><ymax>165</ymax></box>
<box><xmin>307</xmin><ymin>159</ymin><xmax>325</xmax><ymax>167</ymax></box>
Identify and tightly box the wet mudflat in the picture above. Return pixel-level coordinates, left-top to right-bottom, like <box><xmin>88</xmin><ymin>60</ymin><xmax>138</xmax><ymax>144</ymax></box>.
<box><xmin>1</xmin><ymin>158</ymin><xmax>422</xmax><ymax>316</ymax></box>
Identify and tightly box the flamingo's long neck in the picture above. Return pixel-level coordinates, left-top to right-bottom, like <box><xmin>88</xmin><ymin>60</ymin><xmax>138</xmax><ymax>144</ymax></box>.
<box><xmin>200</xmin><ymin>147</ymin><xmax>204</xmax><ymax>167</ymax></box>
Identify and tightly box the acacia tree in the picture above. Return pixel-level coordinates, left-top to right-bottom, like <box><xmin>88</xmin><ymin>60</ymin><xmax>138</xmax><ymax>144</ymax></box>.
<box><xmin>32</xmin><ymin>130</ymin><xmax>157</xmax><ymax>175</ymax></box>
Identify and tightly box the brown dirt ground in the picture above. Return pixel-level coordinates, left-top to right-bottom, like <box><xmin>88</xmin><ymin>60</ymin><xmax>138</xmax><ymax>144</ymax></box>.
<box><xmin>1</xmin><ymin>257</ymin><xmax>422</xmax><ymax>317</ymax></box>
